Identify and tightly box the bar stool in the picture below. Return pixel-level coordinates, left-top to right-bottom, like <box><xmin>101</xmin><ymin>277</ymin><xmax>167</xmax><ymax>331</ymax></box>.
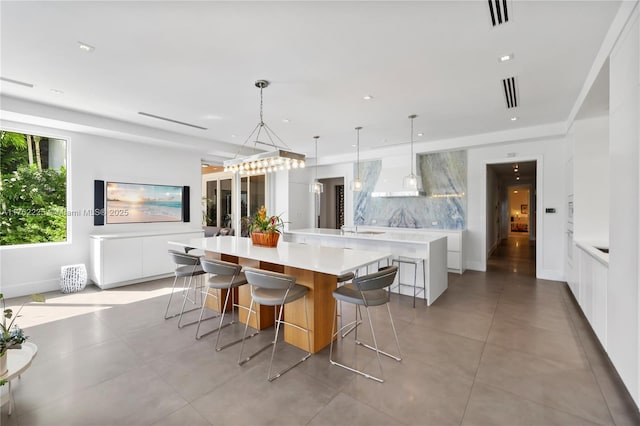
<box><xmin>164</xmin><ymin>250</ymin><xmax>206</xmax><ymax>327</ymax></box>
<box><xmin>329</xmin><ymin>265</ymin><xmax>402</xmax><ymax>383</ymax></box>
<box><xmin>196</xmin><ymin>259</ymin><xmax>258</xmax><ymax>351</ymax></box>
<box><xmin>392</xmin><ymin>256</ymin><xmax>427</xmax><ymax>308</ymax></box>
<box><xmin>238</xmin><ymin>268</ymin><xmax>311</xmax><ymax>382</ymax></box>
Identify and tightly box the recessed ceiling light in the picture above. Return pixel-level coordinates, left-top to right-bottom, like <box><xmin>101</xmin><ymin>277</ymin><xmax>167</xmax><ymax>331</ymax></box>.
<box><xmin>499</xmin><ymin>54</ymin><xmax>514</xmax><ymax>62</ymax></box>
<box><xmin>417</xmin><ymin>132</ymin><xmax>424</xmax><ymax>137</ymax></box>
<box><xmin>282</xmin><ymin>119</ymin><xmax>290</xmax><ymax>123</ymax></box>
<box><xmin>514</xmin><ymin>190</ymin><xmax>518</xmax><ymax>193</ymax></box>
<box><xmin>514</xmin><ymin>168</ymin><xmax>519</xmax><ymax>172</ymax></box>
<box><xmin>50</xmin><ymin>89</ymin><xmax>63</xmax><ymax>95</ymax></box>
<box><xmin>231</xmin><ymin>134</ymin><xmax>237</xmax><ymax>138</ymax></box>
<box><xmin>78</xmin><ymin>42</ymin><xmax>95</xmax><ymax>52</ymax></box>
<box><xmin>510</xmin><ymin>116</ymin><xmax>519</xmax><ymax>121</ymax></box>
<box><xmin>516</xmin><ymin>176</ymin><xmax>520</xmax><ymax>180</ymax></box>
<box><xmin>351</xmin><ymin>144</ymin><xmax>356</xmax><ymax>147</ymax></box>
<box><xmin>363</xmin><ymin>95</ymin><xmax>373</xmax><ymax>100</ymax></box>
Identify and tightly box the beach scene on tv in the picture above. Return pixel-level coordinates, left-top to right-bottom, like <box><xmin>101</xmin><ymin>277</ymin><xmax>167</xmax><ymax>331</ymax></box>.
<box><xmin>106</xmin><ymin>182</ymin><xmax>183</xmax><ymax>223</ymax></box>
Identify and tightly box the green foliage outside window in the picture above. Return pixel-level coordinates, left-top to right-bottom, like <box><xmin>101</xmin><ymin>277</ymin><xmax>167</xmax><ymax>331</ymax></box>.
<box><xmin>0</xmin><ymin>131</ymin><xmax>67</xmax><ymax>246</ymax></box>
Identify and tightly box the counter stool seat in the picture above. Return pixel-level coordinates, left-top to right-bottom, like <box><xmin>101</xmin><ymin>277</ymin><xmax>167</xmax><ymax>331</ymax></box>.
<box><xmin>392</xmin><ymin>256</ymin><xmax>426</xmax><ymax>308</ymax></box>
<box><xmin>196</xmin><ymin>259</ymin><xmax>254</xmax><ymax>351</ymax></box>
<box><xmin>164</xmin><ymin>250</ymin><xmax>207</xmax><ymax>327</ymax></box>
<box><xmin>330</xmin><ymin>266</ymin><xmax>402</xmax><ymax>383</ymax></box>
<box><xmin>238</xmin><ymin>268</ymin><xmax>312</xmax><ymax>382</ymax></box>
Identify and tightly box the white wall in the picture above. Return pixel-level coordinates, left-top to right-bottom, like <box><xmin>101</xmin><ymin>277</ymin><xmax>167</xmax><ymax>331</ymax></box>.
<box><xmin>467</xmin><ymin>137</ymin><xmax>567</xmax><ymax>280</ymax></box>
<box><xmin>607</xmin><ymin>9</ymin><xmax>640</xmax><ymax>405</ymax></box>
<box><xmin>572</xmin><ymin>115</ymin><xmax>610</xmax><ymax>242</ymax></box>
<box><xmin>0</xmin><ymin>120</ymin><xmax>202</xmax><ymax>298</ymax></box>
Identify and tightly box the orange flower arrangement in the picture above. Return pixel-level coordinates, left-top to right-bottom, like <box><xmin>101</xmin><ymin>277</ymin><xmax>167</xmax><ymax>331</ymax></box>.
<box><xmin>246</xmin><ymin>206</ymin><xmax>284</xmax><ymax>234</ymax></box>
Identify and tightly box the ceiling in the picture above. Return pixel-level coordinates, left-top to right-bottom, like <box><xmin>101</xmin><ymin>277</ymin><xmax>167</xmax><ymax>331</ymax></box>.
<box><xmin>0</xmin><ymin>1</ymin><xmax>622</xmax><ymax>163</ymax></box>
<box><xmin>489</xmin><ymin>160</ymin><xmax>536</xmax><ymax>185</ymax></box>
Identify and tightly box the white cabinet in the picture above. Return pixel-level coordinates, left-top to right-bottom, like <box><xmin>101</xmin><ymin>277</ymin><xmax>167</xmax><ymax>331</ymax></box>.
<box><xmin>90</xmin><ymin>230</ymin><xmax>203</xmax><ymax>289</ymax></box>
<box><xmin>574</xmin><ymin>242</ymin><xmax>608</xmax><ymax>349</ymax></box>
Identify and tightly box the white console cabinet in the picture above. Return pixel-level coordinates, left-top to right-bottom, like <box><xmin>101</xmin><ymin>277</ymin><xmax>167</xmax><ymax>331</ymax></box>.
<box><xmin>90</xmin><ymin>230</ymin><xmax>204</xmax><ymax>289</ymax></box>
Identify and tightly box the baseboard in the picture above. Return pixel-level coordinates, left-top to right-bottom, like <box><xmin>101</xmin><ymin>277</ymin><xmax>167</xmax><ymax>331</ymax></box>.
<box><xmin>94</xmin><ymin>273</ymin><xmax>173</xmax><ymax>290</ymax></box>
<box><xmin>538</xmin><ymin>269</ymin><xmax>565</xmax><ymax>282</ymax></box>
<box><xmin>1</xmin><ymin>278</ymin><xmax>60</xmax><ymax>298</ymax></box>
<box><xmin>465</xmin><ymin>261</ymin><xmax>485</xmax><ymax>272</ymax></box>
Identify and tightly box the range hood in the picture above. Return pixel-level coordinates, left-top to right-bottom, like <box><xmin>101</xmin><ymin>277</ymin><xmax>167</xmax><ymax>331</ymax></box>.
<box><xmin>370</xmin><ymin>163</ymin><xmax>426</xmax><ymax>198</ymax></box>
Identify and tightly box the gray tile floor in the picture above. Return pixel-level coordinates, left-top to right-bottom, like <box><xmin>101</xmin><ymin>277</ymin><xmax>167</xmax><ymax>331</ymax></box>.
<box><xmin>2</xmin><ymin>236</ymin><xmax>639</xmax><ymax>425</ymax></box>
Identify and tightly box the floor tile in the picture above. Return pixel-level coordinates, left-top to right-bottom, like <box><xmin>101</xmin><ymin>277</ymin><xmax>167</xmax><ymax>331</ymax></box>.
<box><xmin>475</xmin><ymin>344</ymin><xmax>614</xmax><ymax>425</ymax></box>
<box><xmin>308</xmin><ymin>392</ymin><xmax>405</xmax><ymax>426</ymax></box>
<box><xmin>191</xmin><ymin>365</ymin><xmax>337</xmax><ymax>425</ymax></box>
<box><xmin>487</xmin><ymin>315</ymin><xmax>589</xmax><ymax>368</ymax></box>
<box><xmin>462</xmin><ymin>382</ymin><xmax>600</xmax><ymax>425</ymax></box>
<box><xmin>17</xmin><ymin>366</ymin><xmax>188</xmax><ymax>426</ymax></box>
<box><xmin>151</xmin><ymin>404</ymin><xmax>211</xmax><ymax>426</ymax></box>
<box><xmin>342</xmin><ymin>354</ymin><xmax>474</xmax><ymax>425</ymax></box>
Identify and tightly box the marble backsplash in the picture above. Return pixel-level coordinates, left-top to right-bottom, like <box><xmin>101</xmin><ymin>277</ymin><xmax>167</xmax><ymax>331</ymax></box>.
<box><xmin>354</xmin><ymin>150</ymin><xmax>467</xmax><ymax>229</ymax></box>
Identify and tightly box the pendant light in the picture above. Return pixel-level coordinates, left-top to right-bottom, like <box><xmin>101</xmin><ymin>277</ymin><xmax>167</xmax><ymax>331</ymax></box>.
<box><xmin>351</xmin><ymin>126</ymin><xmax>363</xmax><ymax>192</ymax></box>
<box><xmin>223</xmin><ymin>80</ymin><xmax>305</xmax><ymax>174</ymax></box>
<box><xmin>403</xmin><ymin>114</ymin><xmax>421</xmax><ymax>190</ymax></box>
<box><xmin>309</xmin><ymin>136</ymin><xmax>324</xmax><ymax>194</ymax></box>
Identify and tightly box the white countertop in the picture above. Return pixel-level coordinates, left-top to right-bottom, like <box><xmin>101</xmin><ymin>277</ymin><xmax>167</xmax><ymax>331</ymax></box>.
<box><xmin>286</xmin><ymin>228</ymin><xmax>447</xmax><ymax>245</ymax></box>
<box><xmin>170</xmin><ymin>236</ymin><xmax>392</xmax><ymax>276</ymax></box>
<box><xmin>575</xmin><ymin>240</ymin><xmax>609</xmax><ymax>266</ymax></box>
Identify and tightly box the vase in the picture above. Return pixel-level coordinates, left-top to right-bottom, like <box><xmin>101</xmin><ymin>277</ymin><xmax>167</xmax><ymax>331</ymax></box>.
<box><xmin>0</xmin><ymin>351</ymin><xmax>7</xmax><ymax>376</ymax></box>
<box><xmin>251</xmin><ymin>232</ymin><xmax>280</xmax><ymax>247</ymax></box>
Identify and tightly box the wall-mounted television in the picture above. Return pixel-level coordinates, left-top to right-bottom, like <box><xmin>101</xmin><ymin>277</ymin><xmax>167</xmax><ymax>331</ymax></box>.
<box><xmin>105</xmin><ymin>182</ymin><xmax>185</xmax><ymax>224</ymax></box>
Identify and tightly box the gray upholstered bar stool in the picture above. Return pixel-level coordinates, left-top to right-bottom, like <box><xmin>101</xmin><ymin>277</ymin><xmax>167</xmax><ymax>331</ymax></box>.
<box><xmin>391</xmin><ymin>256</ymin><xmax>426</xmax><ymax>308</ymax></box>
<box><xmin>238</xmin><ymin>268</ymin><xmax>311</xmax><ymax>382</ymax></box>
<box><xmin>196</xmin><ymin>259</ymin><xmax>258</xmax><ymax>351</ymax></box>
<box><xmin>164</xmin><ymin>249</ymin><xmax>206</xmax><ymax>327</ymax></box>
<box><xmin>330</xmin><ymin>265</ymin><xmax>402</xmax><ymax>383</ymax></box>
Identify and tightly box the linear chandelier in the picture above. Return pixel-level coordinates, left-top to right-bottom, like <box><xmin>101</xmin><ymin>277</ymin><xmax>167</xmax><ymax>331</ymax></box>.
<box><xmin>223</xmin><ymin>80</ymin><xmax>305</xmax><ymax>174</ymax></box>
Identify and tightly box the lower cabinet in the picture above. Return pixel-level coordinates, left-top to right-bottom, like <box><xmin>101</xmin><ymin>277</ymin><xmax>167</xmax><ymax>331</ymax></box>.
<box><xmin>574</xmin><ymin>244</ymin><xmax>608</xmax><ymax>349</ymax></box>
<box><xmin>90</xmin><ymin>231</ymin><xmax>203</xmax><ymax>289</ymax></box>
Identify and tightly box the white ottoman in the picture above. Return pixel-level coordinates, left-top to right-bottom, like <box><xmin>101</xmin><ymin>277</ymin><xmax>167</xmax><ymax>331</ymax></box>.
<box><xmin>60</xmin><ymin>264</ymin><xmax>88</xmax><ymax>293</ymax></box>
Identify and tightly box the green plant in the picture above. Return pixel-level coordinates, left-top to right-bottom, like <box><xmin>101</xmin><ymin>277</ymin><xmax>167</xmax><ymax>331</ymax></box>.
<box><xmin>1</xmin><ymin>293</ymin><xmax>45</xmax><ymax>355</ymax></box>
<box><xmin>244</xmin><ymin>205</ymin><xmax>284</xmax><ymax>234</ymax></box>
<box><xmin>0</xmin><ymin>165</ymin><xmax>67</xmax><ymax>245</ymax></box>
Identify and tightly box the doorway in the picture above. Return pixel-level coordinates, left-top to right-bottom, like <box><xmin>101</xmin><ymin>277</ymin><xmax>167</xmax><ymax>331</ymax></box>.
<box><xmin>486</xmin><ymin>161</ymin><xmax>537</xmax><ymax>276</ymax></box>
<box><xmin>318</xmin><ymin>177</ymin><xmax>345</xmax><ymax>229</ymax></box>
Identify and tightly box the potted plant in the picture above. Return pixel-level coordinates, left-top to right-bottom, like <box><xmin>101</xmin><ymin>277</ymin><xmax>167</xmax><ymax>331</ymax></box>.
<box><xmin>1</xmin><ymin>293</ymin><xmax>44</xmax><ymax>378</ymax></box>
<box><xmin>245</xmin><ymin>206</ymin><xmax>284</xmax><ymax>247</ymax></box>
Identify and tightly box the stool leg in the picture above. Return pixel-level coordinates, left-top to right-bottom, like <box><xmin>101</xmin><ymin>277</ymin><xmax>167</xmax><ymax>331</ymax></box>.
<box><xmin>422</xmin><ymin>259</ymin><xmax>427</xmax><ymax>305</ymax></box>
<box><xmin>413</xmin><ymin>262</ymin><xmax>417</xmax><ymax>308</ymax></box>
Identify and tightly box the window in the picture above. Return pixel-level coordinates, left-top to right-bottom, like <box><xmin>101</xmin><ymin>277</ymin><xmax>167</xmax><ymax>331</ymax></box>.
<box><xmin>0</xmin><ymin>130</ymin><xmax>68</xmax><ymax>246</ymax></box>
<box><xmin>201</xmin><ymin>172</ymin><xmax>265</xmax><ymax>236</ymax></box>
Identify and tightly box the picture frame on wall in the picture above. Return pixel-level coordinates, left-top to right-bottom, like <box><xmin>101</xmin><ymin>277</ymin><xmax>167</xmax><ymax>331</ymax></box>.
<box><xmin>521</xmin><ymin>204</ymin><xmax>528</xmax><ymax>214</ymax></box>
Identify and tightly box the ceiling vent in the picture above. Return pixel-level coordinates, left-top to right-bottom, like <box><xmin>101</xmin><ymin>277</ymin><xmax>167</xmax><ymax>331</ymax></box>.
<box><xmin>0</xmin><ymin>76</ymin><xmax>34</xmax><ymax>88</ymax></box>
<box><xmin>502</xmin><ymin>76</ymin><xmax>518</xmax><ymax>109</ymax></box>
<box><xmin>488</xmin><ymin>0</ymin><xmax>510</xmax><ymax>26</ymax></box>
<box><xmin>138</xmin><ymin>112</ymin><xmax>207</xmax><ymax>130</ymax></box>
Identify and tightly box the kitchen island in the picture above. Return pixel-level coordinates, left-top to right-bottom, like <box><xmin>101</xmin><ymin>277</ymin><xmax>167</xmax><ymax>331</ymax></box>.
<box><xmin>284</xmin><ymin>228</ymin><xmax>448</xmax><ymax>305</ymax></box>
<box><xmin>170</xmin><ymin>236</ymin><xmax>392</xmax><ymax>353</ymax></box>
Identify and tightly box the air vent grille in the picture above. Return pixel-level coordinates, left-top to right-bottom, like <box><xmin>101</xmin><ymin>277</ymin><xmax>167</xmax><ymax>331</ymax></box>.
<box><xmin>0</xmin><ymin>76</ymin><xmax>34</xmax><ymax>88</ymax></box>
<box><xmin>488</xmin><ymin>0</ymin><xmax>509</xmax><ymax>26</ymax></box>
<box><xmin>138</xmin><ymin>112</ymin><xmax>207</xmax><ymax>130</ymax></box>
<box><xmin>502</xmin><ymin>76</ymin><xmax>518</xmax><ymax>109</ymax></box>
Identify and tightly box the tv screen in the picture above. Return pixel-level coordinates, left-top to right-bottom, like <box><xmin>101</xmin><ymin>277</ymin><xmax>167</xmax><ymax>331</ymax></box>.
<box><xmin>106</xmin><ymin>182</ymin><xmax>183</xmax><ymax>224</ymax></box>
